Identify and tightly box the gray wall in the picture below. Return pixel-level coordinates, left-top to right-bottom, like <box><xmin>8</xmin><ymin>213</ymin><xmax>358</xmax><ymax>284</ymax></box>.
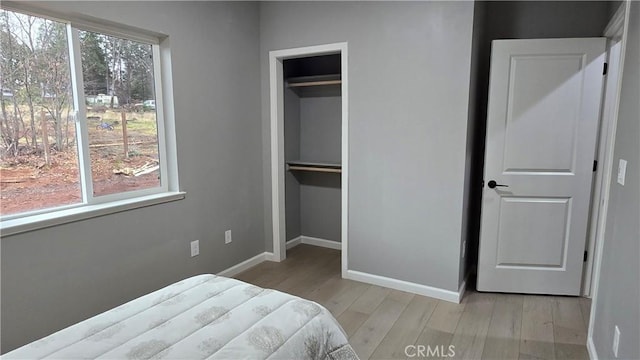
<box><xmin>284</xmin><ymin>88</ymin><xmax>301</xmax><ymax>241</ymax></box>
<box><xmin>300</xmin><ymin>175</ymin><xmax>341</xmax><ymax>242</ymax></box>
<box><xmin>300</xmin><ymin>97</ymin><xmax>342</xmax><ymax>163</ymax></box>
<box><xmin>299</xmin><ymin>96</ymin><xmax>342</xmax><ymax>242</ymax></box>
<box><xmin>260</xmin><ymin>1</ymin><xmax>476</xmax><ymax>291</ymax></box>
<box><xmin>1</xmin><ymin>1</ymin><xmax>263</xmax><ymax>353</ymax></box>
<box><xmin>285</xmin><ymin>94</ymin><xmax>342</xmax><ymax>243</ymax></box>
<box><xmin>592</xmin><ymin>2</ymin><xmax>640</xmax><ymax>359</ymax></box>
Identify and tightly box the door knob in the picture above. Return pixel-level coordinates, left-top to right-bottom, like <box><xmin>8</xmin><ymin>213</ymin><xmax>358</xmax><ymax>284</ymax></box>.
<box><xmin>487</xmin><ymin>180</ymin><xmax>509</xmax><ymax>189</ymax></box>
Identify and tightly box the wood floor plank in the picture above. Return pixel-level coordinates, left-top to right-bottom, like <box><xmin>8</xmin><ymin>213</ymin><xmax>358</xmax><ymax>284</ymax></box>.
<box><xmin>323</xmin><ymin>281</ymin><xmax>369</xmax><ymax>317</ymax></box>
<box><xmin>482</xmin><ymin>294</ymin><xmax>523</xmax><ymax>360</ymax></box>
<box><xmin>271</xmin><ymin>249</ymin><xmax>338</xmax><ymax>294</ymax></box>
<box><xmin>337</xmin><ymin>310</ymin><xmax>370</xmax><ymax>338</ymax></box>
<box><xmin>552</xmin><ymin>297</ymin><xmax>588</xmax><ymax>346</ymax></box>
<box><xmin>370</xmin><ymin>294</ymin><xmax>439</xmax><ymax>359</ymax></box>
<box><xmin>578</xmin><ymin>297</ymin><xmax>591</xmax><ymax>331</ymax></box>
<box><xmin>554</xmin><ymin>343</ymin><xmax>589</xmax><ymax>360</ymax></box>
<box><xmin>411</xmin><ymin>299</ymin><xmax>466</xmax><ymax>359</ymax></box>
<box><xmin>235</xmin><ymin>245</ymin><xmax>589</xmax><ymax>360</ymax></box>
<box><xmin>348</xmin><ymin>285</ymin><xmax>391</xmax><ymax>314</ymax></box>
<box><xmin>282</xmin><ymin>256</ymin><xmax>341</xmax><ymax>298</ymax></box>
<box><xmin>520</xmin><ymin>296</ymin><xmax>555</xmax><ymax>360</ymax></box>
<box><xmin>425</xmin><ymin>299</ymin><xmax>466</xmax><ymax>333</ymax></box>
<box><xmin>449</xmin><ymin>292</ymin><xmax>495</xmax><ymax>359</ymax></box>
<box><xmin>305</xmin><ymin>274</ymin><xmax>351</xmax><ymax>304</ymax></box>
<box><xmin>349</xmin><ymin>290</ymin><xmax>414</xmax><ymax>359</ymax></box>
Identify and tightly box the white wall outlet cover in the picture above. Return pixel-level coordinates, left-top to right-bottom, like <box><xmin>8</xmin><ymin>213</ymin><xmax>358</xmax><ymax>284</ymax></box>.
<box><xmin>617</xmin><ymin>159</ymin><xmax>627</xmax><ymax>185</ymax></box>
<box><xmin>225</xmin><ymin>230</ymin><xmax>232</xmax><ymax>244</ymax></box>
<box><xmin>190</xmin><ymin>240</ymin><xmax>200</xmax><ymax>257</ymax></box>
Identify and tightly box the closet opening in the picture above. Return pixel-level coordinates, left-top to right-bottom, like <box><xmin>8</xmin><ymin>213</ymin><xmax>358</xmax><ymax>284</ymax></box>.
<box><xmin>269</xmin><ymin>43</ymin><xmax>348</xmax><ymax>277</ymax></box>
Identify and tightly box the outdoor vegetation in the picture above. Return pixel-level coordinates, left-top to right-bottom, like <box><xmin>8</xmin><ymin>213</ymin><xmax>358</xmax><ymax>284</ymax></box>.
<box><xmin>0</xmin><ymin>9</ymin><xmax>161</xmax><ymax>216</ymax></box>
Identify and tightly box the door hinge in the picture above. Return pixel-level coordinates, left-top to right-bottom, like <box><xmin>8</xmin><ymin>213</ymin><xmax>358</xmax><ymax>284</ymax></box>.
<box><xmin>584</xmin><ymin>251</ymin><xmax>588</xmax><ymax>262</ymax></box>
<box><xmin>593</xmin><ymin>160</ymin><xmax>598</xmax><ymax>172</ymax></box>
<box><xmin>603</xmin><ymin>62</ymin><xmax>608</xmax><ymax>75</ymax></box>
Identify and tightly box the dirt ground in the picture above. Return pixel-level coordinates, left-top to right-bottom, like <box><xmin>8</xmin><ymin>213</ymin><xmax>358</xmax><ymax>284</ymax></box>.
<box><xmin>0</xmin><ymin>110</ymin><xmax>160</xmax><ymax>216</ymax></box>
<box><xmin>0</xmin><ymin>151</ymin><xmax>160</xmax><ymax>215</ymax></box>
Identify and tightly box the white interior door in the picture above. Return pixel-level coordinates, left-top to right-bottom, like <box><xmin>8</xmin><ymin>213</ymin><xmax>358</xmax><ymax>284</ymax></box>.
<box><xmin>478</xmin><ymin>38</ymin><xmax>606</xmax><ymax>295</ymax></box>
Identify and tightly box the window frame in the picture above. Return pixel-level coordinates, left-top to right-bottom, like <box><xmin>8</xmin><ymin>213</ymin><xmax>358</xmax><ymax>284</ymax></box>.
<box><xmin>0</xmin><ymin>4</ymin><xmax>182</xmax><ymax>232</ymax></box>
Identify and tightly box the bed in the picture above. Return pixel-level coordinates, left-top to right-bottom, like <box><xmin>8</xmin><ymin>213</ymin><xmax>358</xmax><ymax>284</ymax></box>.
<box><xmin>4</xmin><ymin>274</ymin><xmax>358</xmax><ymax>360</ymax></box>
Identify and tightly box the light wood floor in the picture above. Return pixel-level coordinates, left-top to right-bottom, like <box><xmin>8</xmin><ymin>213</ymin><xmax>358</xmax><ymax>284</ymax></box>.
<box><xmin>234</xmin><ymin>245</ymin><xmax>591</xmax><ymax>360</ymax></box>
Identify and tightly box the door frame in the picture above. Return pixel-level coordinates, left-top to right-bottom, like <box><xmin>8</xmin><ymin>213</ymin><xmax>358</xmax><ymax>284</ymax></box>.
<box><xmin>268</xmin><ymin>42</ymin><xmax>349</xmax><ymax>278</ymax></box>
<box><xmin>582</xmin><ymin>1</ymin><xmax>629</xmax><ymax>297</ymax></box>
<box><xmin>587</xmin><ymin>1</ymin><xmax>630</xmax><ymax>357</ymax></box>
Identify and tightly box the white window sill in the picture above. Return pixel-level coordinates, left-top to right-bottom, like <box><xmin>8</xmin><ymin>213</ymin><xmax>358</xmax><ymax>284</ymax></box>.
<box><xmin>0</xmin><ymin>191</ymin><xmax>186</xmax><ymax>237</ymax></box>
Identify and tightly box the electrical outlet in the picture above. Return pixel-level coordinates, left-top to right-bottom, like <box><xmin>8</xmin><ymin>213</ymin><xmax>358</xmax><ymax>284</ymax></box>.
<box><xmin>613</xmin><ymin>325</ymin><xmax>621</xmax><ymax>357</ymax></box>
<box><xmin>617</xmin><ymin>159</ymin><xmax>627</xmax><ymax>185</ymax></box>
<box><xmin>190</xmin><ymin>240</ymin><xmax>199</xmax><ymax>257</ymax></box>
<box><xmin>225</xmin><ymin>230</ymin><xmax>232</xmax><ymax>244</ymax></box>
<box><xmin>462</xmin><ymin>241</ymin><xmax>466</xmax><ymax>258</ymax></box>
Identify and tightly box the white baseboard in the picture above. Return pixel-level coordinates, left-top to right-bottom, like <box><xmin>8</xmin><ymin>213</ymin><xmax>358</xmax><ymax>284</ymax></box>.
<box><xmin>264</xmin><ymin>252</ymin><xmax>277</xmax><ymax>262</ymax></box>
<box><xmin>286</xmin><ymin>236</ymin><xmax>302</xmax><ymax>250</ymax></box>
<box><xmin>286</xmin><ymin>236</ymin><xmax>342</xmax><ymax>250</ymax></box>
<box><xmin>217</xmin><ymin>252</ymin><xmax>275</xmax><ymax>277</ymax></box>
<box><xmin>345</xmin><ymin>269</ymin><xmax>463</xmax><ymax>303</ymax></box>
<box><xmin>587</xmin><ymin>335</ymin><xmax>598</xmax><ymax>360</ymax></box>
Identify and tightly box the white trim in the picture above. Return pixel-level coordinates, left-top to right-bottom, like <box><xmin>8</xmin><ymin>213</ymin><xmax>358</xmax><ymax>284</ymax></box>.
<box><xmin>582</xmin><ymin>36</ymin><xmax>624</xmax><ymax>297</ymax></box>
<box><xmin>264</xmin><ymin>252</ymin><xmax>278</xmax><ymax>262</ymax></box>
<box><xmin>583</xmin><ymin>0</ymin><xmax>629</xmax><ymax>299</ymax></box>
<box><xmin>152</xmin><ymin>44</ymin><xmax>170</xmax><ymax>194</ymax></box>
<box><xmin>268</xmin><ymin>42</ymin><xmax>349</xmax><ymax>271</ymax></box>
<box><xmin>286</xmin><ymin>236</ymin><xmax>303</xmax><ymax>250</ymax></box>
<box><xmin>269</xmin><ymin>53</ymin><xmax>285</xmax><ymax>262</ymax></box>
<box><xmin>588</xmin><ymin>1</ymin><xmax>630</xmax><ymax>354</ymax></box>
<box><xmin>155</xmin><ymin>37</ymin><xmax>180</xmax><ymax>193</ymax></box>
<box><xmin>286</xmin><ymin>236</ymin><xmax>342</xmax><ymax>250</ymax></box>
<box><xmin>587</xmin><ymin>336</ymin><xmax>599</xmax><ymax>360</ymax></box>
<box><xmin>583</xmin><ymin>0</ymin><xmax>628</xmax><ymax>299</ymax></box>
<box><xmin>345</xmin><ymin>270</ymin><xmax>464</xmax><ymax>304</ymax></box>
<box><xmin>2</xmin><ymin>1</ymin><xmax>164</xmax><ymax>44</ymax></box>
<box><xmin>68</xmin><ymin>26</ymin><xmax>93</xmax><ymax>202</ymax></box>
<box><xmin>301</xmin><ymin>236</ymin><xmax>342</xmax><ymax>250</ymax></box>
<box><xmin>604</xmin><ymin>2</ymin><xmax>627</xmax><ymax>39</ymax></box>
<box><xmin>217</xmin><ymin>252</ymin><xmax>275</xmax><ymax>278</ymax></box>
<box><xmin>340</xmin><ymin>45</ymin><xmax>349</xmax><ymax>279</ymax></box>
<box><xmin>0</xmin><ymin>192</ymin><xmax>185</xmax><ymax>237</ymax></box>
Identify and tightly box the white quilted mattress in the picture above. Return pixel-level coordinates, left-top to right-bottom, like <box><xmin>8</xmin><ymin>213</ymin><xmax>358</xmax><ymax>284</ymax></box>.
<box><xmin>4</xmin><ymin>274</ymin><xmax>358</xmax><ymax>360</ymax></box>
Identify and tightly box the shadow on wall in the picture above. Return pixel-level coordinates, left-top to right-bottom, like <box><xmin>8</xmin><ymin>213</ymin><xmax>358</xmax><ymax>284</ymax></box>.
<box><xmin>292</xmin><ymin>172</ymin><xmax>341</xmax><ymax>189</ymax></box>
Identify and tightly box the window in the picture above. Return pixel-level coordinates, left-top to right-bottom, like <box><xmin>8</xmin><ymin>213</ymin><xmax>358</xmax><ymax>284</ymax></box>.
<box><xmin>0</xmin><ymin>8</ymin><xmax>177</xmax><ymax>223</ymax></box>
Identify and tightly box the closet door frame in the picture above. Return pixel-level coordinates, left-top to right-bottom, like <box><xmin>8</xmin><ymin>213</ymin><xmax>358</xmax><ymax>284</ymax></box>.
<box><xmin>269</xmin><ymin>42</ymin><xmax>349</xmax><ymax>277</ymax></box>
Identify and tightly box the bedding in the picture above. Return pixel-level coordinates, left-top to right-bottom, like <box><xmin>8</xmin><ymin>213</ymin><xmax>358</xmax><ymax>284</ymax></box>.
<box><xmin>4</xmin><ymin>274</ymin><xmax>358</xmax><ymax>360</ymax></box>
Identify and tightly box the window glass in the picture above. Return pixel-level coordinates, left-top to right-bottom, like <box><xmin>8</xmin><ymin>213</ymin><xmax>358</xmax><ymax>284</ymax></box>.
<box><xmin>0</xmin><ymin>10</ymin><xmax>81</xmax><ymax>216</ymax></box>
<box><xmin>80</xmin><ymin>30</ymin><xmax>161</xmax><ymax>197</ymax></box>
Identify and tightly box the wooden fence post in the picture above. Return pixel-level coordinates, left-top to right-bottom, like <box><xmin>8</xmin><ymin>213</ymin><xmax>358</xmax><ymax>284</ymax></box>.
<box><xmin>121</xmin><ymin>110</ymin><xmax>128</xmax><ymax>158</ymax></box>
<box><xmin>41</xmin><ymin>109</ymin><xmax>50</xmax><ymax>166</ymax></box>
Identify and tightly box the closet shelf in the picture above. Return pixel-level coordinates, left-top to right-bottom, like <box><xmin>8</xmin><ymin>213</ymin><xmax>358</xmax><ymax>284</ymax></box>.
<box><xmin>286</xmin><ymin>74</ymin><xmax>342</xmax><ymax>88</ymax></box>
<box><xmin>287</xmin><ymin>161</ymin><xmax>342</xmax><ymax>174</ymax></box>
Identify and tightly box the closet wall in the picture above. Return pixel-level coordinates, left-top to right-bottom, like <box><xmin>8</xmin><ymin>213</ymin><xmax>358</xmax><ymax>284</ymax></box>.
<box><xmin>284</xmin><ymin>55</ymin><xmax>342</xmax><ymax>244</ymax></box>
<box><xmin>260</xmin><ymin>1</ymin><xmax>477</xmax><ymax>292</ymax></box>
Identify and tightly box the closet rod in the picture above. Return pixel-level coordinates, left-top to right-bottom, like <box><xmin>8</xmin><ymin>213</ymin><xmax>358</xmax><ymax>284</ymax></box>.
<box><xmin>287</xmin><ymin>79</ymin><xmax>342</xmax><ymax>88</ymax></box>
<box><xmin>288</xmin><ymin>166</ymin><xmax>342</xmax><ymax>173</ymax></box>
